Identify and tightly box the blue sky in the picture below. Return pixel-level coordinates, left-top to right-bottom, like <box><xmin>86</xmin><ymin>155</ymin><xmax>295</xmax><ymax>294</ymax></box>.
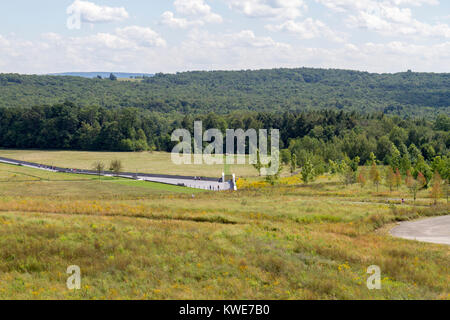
<box><xmin>0</xmin><ymin>0</ymin><xmax>449</xmax><ymax>74</ymax></box>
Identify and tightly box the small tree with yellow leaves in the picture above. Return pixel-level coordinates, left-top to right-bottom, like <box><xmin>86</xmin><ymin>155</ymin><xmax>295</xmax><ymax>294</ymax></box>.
<box><xmin>394</xmin><ymin>168</ymin><xmax>402</xmax><ymax>190</ymax></box>
<box><xmin>370</xmin><ymin>163</ymin><xmax>381</xmax><ymax>192</ymax></box>
<box><xmin>406</xmin><ymin>170</ymin><xmax>426</xmax><ymax>203</ymax></box>
<box><xmin>357</xmin><ymin>170</ymin><xmax>367</xmax><ymax>189</ymax></box>
<box><xmin>385</xmin><ymin>167</ymin><xmax>396</xmax><ymax>192</ymax></box>
<box><xmin>430</xmin><ymin>172</ymin><xmax>443</xmax><ymax>205</ymax></box>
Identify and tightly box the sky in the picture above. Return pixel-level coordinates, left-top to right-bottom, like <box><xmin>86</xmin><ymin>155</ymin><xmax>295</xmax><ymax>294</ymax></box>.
<box><xmin>0</xmin><ymin>0</ymin><xmax>449</xmax><ymax>74</ymax></box>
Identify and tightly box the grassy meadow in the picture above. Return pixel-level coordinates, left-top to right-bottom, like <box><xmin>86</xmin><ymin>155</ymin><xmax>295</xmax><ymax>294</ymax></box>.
<box><xmin>0</xmin><ymin>150</ymin><xmax>256</xmax><ymax>178</ymax></box>
<box><xmin>0</xmin><ymin>151</ymin><xmax>448</xmax><ymax>300</ymax></box>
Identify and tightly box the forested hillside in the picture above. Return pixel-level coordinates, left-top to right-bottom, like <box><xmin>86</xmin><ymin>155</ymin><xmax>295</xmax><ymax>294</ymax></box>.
<box><xmin>1</xmin><ymin>68</ymin><xmax>449</xmax><ymax>116</ymax></box>
<box><xmin>1</xmin><ymin>68</ymin><xmax>449</xmax><ymax>179</ymax></box>
<box><xmin>1</xmin><ymin>103</ymin><xmax>449</xmax><ymax>184</ymax></box>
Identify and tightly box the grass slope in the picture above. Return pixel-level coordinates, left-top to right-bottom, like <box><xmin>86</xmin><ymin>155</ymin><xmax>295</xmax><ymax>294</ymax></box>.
<box><xmin>0</xmin><ymin>154</ymin><xmax>448</xmax><ymax>300</ymax></box>
<box><xmin>0</xmin><ymin>150</ymin><xmax>256</xmax><ymax>178</ymax></box>
<box><xmin>0</xmin><ymin>163</ymin><xmax>201</xmax><ymax>198</ymax></box>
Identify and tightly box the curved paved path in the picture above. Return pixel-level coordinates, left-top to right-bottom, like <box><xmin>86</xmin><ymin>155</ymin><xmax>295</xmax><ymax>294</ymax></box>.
<box><xmin>0</xmin><ymin>156</ymin><xmax>235</xmax><ymax>191</ymax></box>
<box><xmin>390</xmin><ymin>215</ymin><xmax>450</xmax><ymax>245</ymax></box>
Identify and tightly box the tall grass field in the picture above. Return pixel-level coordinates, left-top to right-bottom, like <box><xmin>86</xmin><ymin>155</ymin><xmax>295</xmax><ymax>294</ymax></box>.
<box><xmin>0</xmin><ymin>150</ymin><xmax>448</xmax><ymax>300</ymax></box>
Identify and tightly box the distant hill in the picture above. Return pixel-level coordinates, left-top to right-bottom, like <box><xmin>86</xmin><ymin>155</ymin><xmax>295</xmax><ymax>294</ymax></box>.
<box><xmin>48</xmin><ymin>72</ymin><xmax>154</xmax><ymax>79</ymax></box>
<box><xmin>1</xmin><ymin>68</ymin><xmax>449</xmax><ymax>117</ymax></box>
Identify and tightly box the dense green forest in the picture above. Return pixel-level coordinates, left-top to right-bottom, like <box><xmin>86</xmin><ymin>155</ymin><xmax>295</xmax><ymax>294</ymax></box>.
<box><xmin>1</xmin><ymin>68</ymin><xmax>449</xmax><ymax>116</ymax></box>
<box><xmin>1</xmin><ymin>68</ymin><xmax>449</xmax><ymax>181</ymax></box>
<box><xmin>0</xmin><ymin>103</ymin><xmax>448</xmax><ymax>183</ymax></box>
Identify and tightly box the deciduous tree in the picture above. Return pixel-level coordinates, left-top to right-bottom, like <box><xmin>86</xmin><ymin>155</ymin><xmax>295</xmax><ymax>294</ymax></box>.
<box><xmin>109</xmin><ymin>159</ymin><xmax>123</xmax><ymax>176</ymax></box>
<box><xmin>253</xmin><ymin>149</ymin><xmax>263</xmax><ymax>176</ymax></box>
<box><xmin>290</xmin><ymin>154</ymin><xmax>297</xmax><ymax>175</ymax></box>
<box><xmin>370</xmin><ymin>163</ymin><xmax>381</xmax><ymax>191</ymax></box>
<box><xmin>301</xmin><ymin>159</ymin><xmax>316</xmax><ymax>185</ymax></box>
<box><xmin>430</xmin><ymin>172</ymin><xmax>443</xmax><ymax>205</ymax></box>
<box><xmin>394</xmin><ymin>168</ymin><xmax>402</xmax><ymax>190</ymax></box>
<box><xmin>406</xmin><ymin>170</ymin><xmax>422</xmax><ymax>203</ymax></box>
<box><xmin>385</xmin><ymin>167</ymin><xmax>396</xmax><ymax>192</ymax></box>
<box><xmin>357</xmin><ymin>170</ymin><xmax>366</xmax><ymax>189</ymax></box>
<box><xmin>92</xmin><ymin>161</ymin><xmax>105</xmax><ymax>178</ymax></box>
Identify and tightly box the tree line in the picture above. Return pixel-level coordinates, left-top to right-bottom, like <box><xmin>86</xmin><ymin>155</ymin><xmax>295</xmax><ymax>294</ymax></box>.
<box><xmin>0</xmin><ymin>102</ymin><xmax>448</xmax><ymax>169</ymax></box>
<box><xmin>1</xmin><ymin>68</ymin><xmax>449</xmax><ymax>117</ymax></box>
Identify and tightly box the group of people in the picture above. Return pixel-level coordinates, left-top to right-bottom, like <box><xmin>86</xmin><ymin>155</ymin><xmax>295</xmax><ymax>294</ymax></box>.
<box><xmin>188</xmin><ymin>184</ymin><xmax>221</xmax><ymax>191</ymax></box>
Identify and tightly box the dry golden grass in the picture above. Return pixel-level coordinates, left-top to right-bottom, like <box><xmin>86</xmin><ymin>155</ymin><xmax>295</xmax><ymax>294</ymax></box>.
<box><xmin>0</xmin><ymin>155</ymin><xmax>448</xmax><ymax>300</ymax></box>
<box><xmin>0</xmin><ymin>149</ymin><xmax>257</xmax><ymax>177</ymax></box>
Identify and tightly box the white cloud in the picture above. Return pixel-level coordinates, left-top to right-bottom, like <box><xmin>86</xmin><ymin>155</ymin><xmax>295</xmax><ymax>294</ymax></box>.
<box><xmin>161</xmin><ymin>11</ymin><xmax>204</xmax><ymax>29</ymax></box>
<box><xmin>2</xmin><ymin>0</ymin><xmax>450</xmax><ymax>74</ymax></box>
<box><xmin>82</xmin><ymin>33</ymin><xmax>133</xmax><ymax>49</ymax></box>
<box><xmin>2</xmin><ymin>31</ymin><xmax>450</xmax><ymax>74</ymax></box>
<box><xmin>266</xmin><ymin>18</ymin><xmax>346</xmax><ymax>42</ymax></box>
<box><xmin>389</xmin><ymin>0</ymin><xmax>439</xmax><ymax>6</ymax></box>
<box><xmin>161</xmin><ymin>0</ymin><xmax>222</xmax><ymax>29</ymax></box>
<box><xmin>316</xmin><ymin>0</ymin><xmax>450</xmax><ymax>38</ymax></box>
<box><xmin>40</xmin><ymin>26</ymin><xmax>166</xmax><ymax>53</ymax></box>
<box><xmin>316</xmin><ymin>0</ymin><xmax>438</xmax><ymax>13</ymax></box>
<box><xmin>175</xmin><ymin>0</ymin><xmax>211</xmax><ymax>15</ymax></box>
<box><xmin>174</xmin><ymin>37</ymin><xmax>450</xmax><ymax>73</ymax></box>
<box><xmin>176</xmin><ymin>0</ymin><xmax>222</xmax><ymax>22</ymax></box>
<box><xmin>0</xmin><ymin>35</ymin><xmax>10</xmax><ymax>47</ymax></box>
<box><xmin>227</xmin><ymin>30</ymin><xmax>291</xmax><ymax>48</ymax></box>
<box><xmin>356</xmin><ymin>41</ymin><xmax>450</xmax><ymax>71</ymax></box>
<box><xmin>314</xmin><ymin>0</ymin><xmax>367</xmax><ymax>13</ymax></box>
<box><xmin>347</xmin><ymin>7</ymin><xmax>450</xmax><ymax>38</ymax></box>
<box><xmin>186</xmin><ymin>29</ymin><xmax>290</xmax><ymax>49</ymax></box>
<box><xmin>67</xmin><ymin>0</ymin><xmax>129</xmax><ymax>23</ymax></box>
<box><xmin>225</xmin><ymin>0</ymin><xmax>307</xmax><ymax>20</ymax></box>
<box><xmin>379</xmin><ymin>5</ymin><xmax>413</xmax><ymax>24</ymax></box>
<box><xmin>115</xmin><ymin>26</ymin><xmax>167</xmax><ymax>47</ymax></box>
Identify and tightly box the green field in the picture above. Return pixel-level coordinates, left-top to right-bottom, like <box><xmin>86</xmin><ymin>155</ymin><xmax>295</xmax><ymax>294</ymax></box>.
<box><xmin>0</xmin><ymin>162</ymin><xmax>204</xmax><ymax>199</ymax></box>
<box><xmin>0</xmin><ymin>150</ymin><xmax>256</xmax><ymax>178</ymax></box>
<box><xmin>0</xmin><ymin>153</ymin><xmax>448</xmax><ymax>300</ymax></box>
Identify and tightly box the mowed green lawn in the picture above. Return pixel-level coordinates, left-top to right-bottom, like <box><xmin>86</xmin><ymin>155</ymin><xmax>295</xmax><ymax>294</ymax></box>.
<box><xmin>0</xmin><ymin>163</ymin><xmax>204</xmax><ymax>198</ymax></box>
<box><xmin>0</xmin><ymin>153</ymin><xmax>448</xmax><ymax>300</ymax></box>
<box><xmin>0</xmin><ymin>149</ymin><xmax>257</xmax><ymax>178</ymax></box>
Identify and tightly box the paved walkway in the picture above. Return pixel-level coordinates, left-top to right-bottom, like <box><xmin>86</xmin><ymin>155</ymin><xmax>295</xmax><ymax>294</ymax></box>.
<box><xmin>0</xmin><ymin>156</ymin><xmax>235</xmax><ymax>191</ymax></box>
<box><xmin>135</xmin><ymin>176</ymin><xmax>232</xmax><ymax>191</ymax></box>
<box><xmin>390</xmin><ymin>215</ymin><xmax>450</xmax><ymax>245</ymax></box>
